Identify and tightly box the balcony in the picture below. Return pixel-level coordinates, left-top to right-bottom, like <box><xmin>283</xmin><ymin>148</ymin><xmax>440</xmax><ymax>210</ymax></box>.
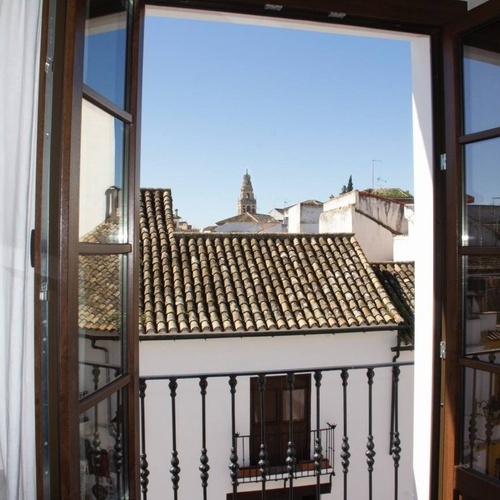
<box><xmin>137</xmin><ymin>360</ymin><xmax>413</xmax><ymax>499</ymax></box>
<box><xmin>235</xmin><ymin>427</ymin><xmax>335</xmax><ymax>483</ymax></box>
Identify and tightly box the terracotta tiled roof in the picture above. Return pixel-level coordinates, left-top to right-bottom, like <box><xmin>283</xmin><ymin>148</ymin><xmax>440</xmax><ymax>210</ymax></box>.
<box><xmin>139</xmin><ymin>188</ymin><xmax>406</xmax><ymax>336</ymax></box>
<box><xmin>300</xmin><ymin>200</ymin><xmax>323</xmax><ymax>206</ymax></box>
<box><xmin>79</xmin><ymin>221</ymin><xmax>121</xmax><ymax>332</ymax></box>
<box><xmin>371</xmin><ymin>261</ymin><xmax>414</xmax><ymax>344</ymax></box>
<box><xmin>216</xmin><ymin>212</ymin><xmax>277</xmax><ymax>226</ymax></box>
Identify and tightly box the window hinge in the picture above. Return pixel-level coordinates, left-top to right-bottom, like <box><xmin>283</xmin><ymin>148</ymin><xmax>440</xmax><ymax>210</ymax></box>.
<box><xmin>328</xmin><ymin>12</ymin><xmax>347</xmax><ymax>19</ymax></box>
<box><xmin>40</xmin><ymin>281</ymin><xmax>48</xmax><ymax>301</ymax></box>
<box><xmin>264</xmin><ymin>4</ymin><xmax>283</xmax><ymax>11</ymax></box>
<box><xmin>440</xmin><ymin>340</ymin><xmax>446</xmax><ymax>359</ymax></box>
<box><xmin>440</xmin><ymin>153</ymin><xmax>446</xmax><ymax>171</ymax></box>
<box><xmin>45</xmin><ymin>57</ymin><xmax>53</xmax><ymax>73</ymax></box>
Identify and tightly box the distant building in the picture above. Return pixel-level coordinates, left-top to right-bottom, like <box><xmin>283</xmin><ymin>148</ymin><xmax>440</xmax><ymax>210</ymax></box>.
<box><xmin>135</xmin><ymin>187</ymin><xmax>415</xmax><ymax>499</ymax></box>
<box><xmin>287</xmin><ymin>199</ymin><xmax>323</xmax><ymax>233</ymax></box>
<box><xmin>320</xmin><ymin>190</ymin><xmax>410</xmax><ymax>261</ymax></box>
<box><xmin>214</xmin><ymin>212</ymin><xmax>282</xmax><ymax>233</ymax></box>
<box><xmin>237</xmin><ymin>169</ymin><xmax>257</xmax><ymax>215</ymax></box>
<box><xmin>173</xmin><ymin>208</ymin><xmax>198</xmax><ymax>232</ymax></box>
<box><xmin>214</xmin><ymin>172</ymin><xmax>281</xmax><ymax>232</ymax></box>
<box><xmin>368</xmin><ymin>187</ymin><xmax>414</xmax><ymax>204</ymax></box>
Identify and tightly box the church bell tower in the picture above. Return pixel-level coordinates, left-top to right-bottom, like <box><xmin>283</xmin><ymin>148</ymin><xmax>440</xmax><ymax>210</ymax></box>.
<box><xmin>237</xmin><ymin>170</ymin><xmax>257</xmax><ymax>215</ymax></box>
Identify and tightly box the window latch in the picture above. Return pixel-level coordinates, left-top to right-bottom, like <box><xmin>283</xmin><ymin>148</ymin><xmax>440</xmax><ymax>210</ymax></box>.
<box><xmin>440</xmin><ymin>340</ymin><xmax>446</xmax><ymax>359</ymax></box>
<box><xmin>440</xmin><ymin>153</ymin><xmax>446</xmax><ymax>171</ymax></box>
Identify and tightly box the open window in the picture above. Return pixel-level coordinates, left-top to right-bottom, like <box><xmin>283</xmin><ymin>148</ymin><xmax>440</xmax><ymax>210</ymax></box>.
<box><xmin>36</xmin><ymin>1</ymin><xmax>500</xmax><ymax>499</ymax></box>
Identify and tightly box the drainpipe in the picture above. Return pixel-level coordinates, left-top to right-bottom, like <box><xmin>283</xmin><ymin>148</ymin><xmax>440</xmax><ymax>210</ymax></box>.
<box><xmin>90</xmin><ymin>339</ymin><xmax>115</xmax><ymax>437</ymax></box>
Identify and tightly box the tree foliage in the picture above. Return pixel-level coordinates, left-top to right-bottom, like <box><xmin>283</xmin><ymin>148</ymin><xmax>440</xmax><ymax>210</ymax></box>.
<box><xmin>340</xmin><ymin>175</ymin><xmax>354</xmax><ymax>195</ymax></box>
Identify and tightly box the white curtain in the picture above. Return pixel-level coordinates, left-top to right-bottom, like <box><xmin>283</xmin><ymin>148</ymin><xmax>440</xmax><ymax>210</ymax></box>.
<box><xmin>0</xmin><ymin>1</ymin><xmax>41</xmax><ymax>499</ymax></box>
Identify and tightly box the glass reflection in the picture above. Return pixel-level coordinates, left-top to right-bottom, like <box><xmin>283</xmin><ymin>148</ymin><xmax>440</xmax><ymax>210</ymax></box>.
<box><xmin>80</xmin><ymin>99</ymin><xmax>126</xmax><ymax>243</ymax></box>
<box><xmin>283</xmin><ymin>388</ymin><xmax>306</xmax><ymax>421</ymax></box>
<box><xmin>464</xmin><ymin>255</ymin><xmax>500</xmax><ymax>362</ymax></box>
<box><xmin>79</xmin><ymin>254</ymin><xmax>124</xmax><ymax>396</ymax></box>
<box><xmin>462</xmin><ymin>366</ymin><xmax>500</xmax><ymax>480</ymax></box>
<box><xmin>463</xmin><ymin>19</ymin><xmax>500</xmax><ymax>135</ymax></box>
<box><xmin>84</xmin><ymin>0</ymin><xmax>128</xmax><ymax>108</ymax></box>
<box><xmin>80</xmin><ymin>392</ymin><xmax>128</xmax><ymax>498</ymax></box>
<box><xmin>464</xmin><ymin>139</ymin><xmax>500</xmax><ymax>247</ymax></box>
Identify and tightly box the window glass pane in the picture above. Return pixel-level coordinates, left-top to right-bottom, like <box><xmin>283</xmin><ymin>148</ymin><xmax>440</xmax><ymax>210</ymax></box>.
<box><xmin>80</xmin><ymin>100</ymin><xmax>126</xmax><ymax>243</ymax></box>
<box><xmin>79</xmin><ymin>253</ymin><xmax>124</xmax><ymax>396</ymax></box>
<box><xmin>80</xmin><ymin>391</ymin><xmax>128</xmax><ymax>498</ymax></box>
<box><xmin>253</xmin><ymin>389</ymin><xmax>278</xmax><ymax>423</ymax></box>
<box><xmin>463</xmin><ymin>139</ymin><xmax>500</xmax><ymax>247</ymax></box>
<box><xmin>283</xmin><ymin>388</ymin><xmax>306</xmax><ymax>421</ymax></box>
<box><xmin>461</xmin><ymin>366</ymin><xmax>500</xmax><ymax>480</ymax></box>
<box><xmin>464</xmin><ymin>255</ymin><xmax>500</xmax><ymax>362</ymax></box>
<box><xmin>463</xmin><ymin>20</ymin><xmax>500</xmax><ymax>134</ymax></box>
<box><xmin>84</xmin><ymin>0</ymin><xmax>128</xmax><ymax>108</ymax></box>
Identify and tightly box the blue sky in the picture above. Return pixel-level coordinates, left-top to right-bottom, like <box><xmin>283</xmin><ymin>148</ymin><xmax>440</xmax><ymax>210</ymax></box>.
<box><xmin>140</xmin><ymin>15</ymin><xmax>413</xmax><ymax>229</ymax></box>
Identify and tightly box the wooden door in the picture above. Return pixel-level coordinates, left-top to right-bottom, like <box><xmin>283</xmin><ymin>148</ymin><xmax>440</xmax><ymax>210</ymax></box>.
<box><xmin>36</xmin><ymin>0</ymin><xmax>143</xmax><ymax>497</ymax></box>
<box><xmin>442</xmin><ymin>2</ymin><xmax>500</xmax><ymax>498</ymax></box>
<box><xmin>250</xmin><ymin>374</ymin><xmax>311</xmax><ymax>469</ymax></box>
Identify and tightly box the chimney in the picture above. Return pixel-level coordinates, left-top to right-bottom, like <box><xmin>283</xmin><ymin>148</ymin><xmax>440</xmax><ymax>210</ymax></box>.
<box><xmin>105</xmin><ymin>186</ymin><xmax>120</xmax><ymax>222</ymax></box>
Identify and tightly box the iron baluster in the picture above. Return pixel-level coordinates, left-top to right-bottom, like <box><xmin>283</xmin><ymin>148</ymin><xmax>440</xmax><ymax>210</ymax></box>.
<box><xmin>340</xmin><ymin>369</ymin><xmax>350</xmax><ymax>500</ymax></box>
<box><xmin>286</xmin><ymin>372</ymin><xmax>296</xmax><ymax>500</ymax></box>
<box><xmin>169</xmin><ymin>378</ymin><xmax>181</xmax><ymax>498</ymax></box>
<box><xmin>91</xmin><ymin>366</ymin><xmax>102</xmax><ymax>490</ymax></box>
<box><xmin>391</xmin><ymin>366</ymin><xmax>401</xmax><ymax>500</ymax></box>
<box><xmin>469</xmin><ymin>363</ymin><xmax>478</xmax><ymax>468</ymax></box>
<box><xmin>313</xmin><ymin>371</ymin><xmax>323</xmax><ymax>499</ymax></box>
<box><xmin>139</xmin><ymin>379</ymin><xmax>150</xmax><ymax>499</ymax></box>
<box><xmin>199</xmin><ymin>377</ymin><xmax>210</xmax><ymax>499</ymax></box>
<box><xmin>228</xmin><ymin>375</ymin><xmax>239</xmax><ymax>497</ymax></box>
<box><xmin>485</xmin><ymin>366</ymin><xmax>495</xmax><ymax>476</ymax></box>
<box><xmin>258</xmin><ymin>374</ymin><xmax>268</xmax><ymax>499</ymax></box>
<box><xmin>113</xmin><ymin>390</ymin><xmax>123</xmax><ymax>497</ymax></box>
<box><xmin>366</xmin><ymin>368</ymin><xmax>376</xmax><ymax>500</ymax></box>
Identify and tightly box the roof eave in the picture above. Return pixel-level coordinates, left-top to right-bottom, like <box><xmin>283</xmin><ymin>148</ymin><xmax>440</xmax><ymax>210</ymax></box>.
<box><xmin>139</xmin><ymin>322</ymin><xmax>407</xmax><ymax>341</ymax></box>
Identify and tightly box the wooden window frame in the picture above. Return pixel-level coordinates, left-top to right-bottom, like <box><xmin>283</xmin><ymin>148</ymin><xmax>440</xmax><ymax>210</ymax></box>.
<box><xmin>38</xmin><ymin>0</ymin><xmax>490</xmax><ymax>498</ymax></box>
<box><xmin>35</xmin><ymin>0</ymin><xmax>144</xmax><ymax>498</ymax></box>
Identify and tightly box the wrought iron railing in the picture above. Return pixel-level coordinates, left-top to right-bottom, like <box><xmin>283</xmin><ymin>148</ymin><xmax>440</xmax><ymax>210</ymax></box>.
<box><xmin>462</xmin><ymin>348</ymin><xmax>500</xmax><ymax>480</ymax></box>
<box><xmin>235</xmin><ymin>426</ymin><xmax>335</xmax><ymax>482</ymax></box>
<box><xmin>138</xmin><ymin>360</ymin><xmax>413</xmax><ymax>500</ymax></box>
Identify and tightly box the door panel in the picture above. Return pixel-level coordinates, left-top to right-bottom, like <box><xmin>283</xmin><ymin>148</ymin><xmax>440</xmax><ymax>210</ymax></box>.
<box><xmin>36</xmin><ymin>0</ymin><xmax>143</xmax><ymax>497</ymax></box>
<box><xmin>250</xmin><ymin>374</ymin><xmax>310</xmax><ymax>468</ymax></box>
<box><xmin>443</xmin><ymin>3</ymin><xmax>500</xmax><ymax>498</ymax></box>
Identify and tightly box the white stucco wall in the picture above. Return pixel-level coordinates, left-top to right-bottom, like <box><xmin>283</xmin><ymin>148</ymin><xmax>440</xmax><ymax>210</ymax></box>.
<box><xmin>393</xmin><ymin>205</ymin><xmax>415</xmax><ymax>261</ymax></box>
<box><xmin>259</xmin><ymin>222</ymin><xmax>286</xmax><ymax>233</ymax></box>
<box><xmin>410</xmin><ymin>34</ymin><xmax>434</xmax><ymax>500</ymax></box>
<box><xmin>393</xmin><ymin>236</ymin><xmax>412</xmax><ymax>261</ymax></box>
<box><xmin>357</xmin><ymin>194</ymin><xmax>407</xmax><ymax>235</ymax></box>
<box><xmin>320</xmin><ymin>192</ymin><xmax>408</xmax><ymax>235</ymax></box>
<box><xmin>79</xmin><ymin>99</ymin><xmax>116</xmax><ymax>238</ymax></box>
<box><xmin>139</xmin><ymin>332</ymin><xmax>414</xmax><ymax>499</ymax></box>
<box><xmin>287</xmin><ymin>203</ymin><xmax>322</xmax><ymax>233</ymax></box>
<box><xmin>215</xmin><ymin>221</ymin><xmax>261</xmax><ymax>233</ymax></box>
<box><xmin>319</xmin><ymin>204</ymin><xmax>353</xmax><ymax>234</ymax></box>
<box><xmin>351</xmin><ymin>210</ymin><xmax>396</xmax><ymax>261</ymax></box>
<box><xmin>320</xmin><ymin>205</ymin><xmax>395</xmax><ymax>261</ymax></box>
<box><xmin>319</xmin><ymin>191</ymin><xmax>408</xmax><ymax>261</ymax></box>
